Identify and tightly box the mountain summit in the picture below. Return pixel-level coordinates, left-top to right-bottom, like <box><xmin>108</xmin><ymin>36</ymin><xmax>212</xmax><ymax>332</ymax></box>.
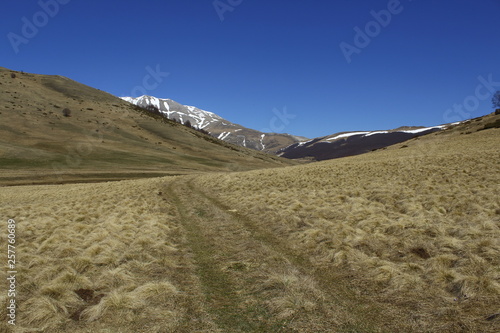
<box><xmin>121</xmin><ymin>95</ymin><xmax>306</xmax><ymax>153</ymax></box>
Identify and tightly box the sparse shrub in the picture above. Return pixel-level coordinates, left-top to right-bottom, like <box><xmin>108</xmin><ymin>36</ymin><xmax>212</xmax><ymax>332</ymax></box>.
<box><xmin>62</xmin><ymin>108</ymin><xmax>72</xmax><ymax>117</ymax></box>
<box><xmin>184</xmin><ymin>120</ymin><xmax>192</xmax><ymax>128</ymax></box>
<box><xmin>144</xmin><ymin>104</ymin><xmax>161</xmax><ymax>115</ymax></box>
<box><xmin>10</xmin><ymin>73</ymin><xmax>16</xmax><ymax>79</ymax></box>
<box><xmin>495</xmin><ymin>109</ymin><xmax>500</xmax><ymax>115</ymax></box>
<box><xmin>482</xmin><ymin>119</ymin><xmax>500</xmax><ymax>130</ymax></box>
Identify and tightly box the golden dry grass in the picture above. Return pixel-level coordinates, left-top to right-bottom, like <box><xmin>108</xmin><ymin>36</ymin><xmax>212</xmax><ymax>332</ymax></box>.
<box><xmin>0</xmin><ymin>178</ymin><xmax>219</xmax><ymax>332</ymax></box>
<box><xmin>0</xmin><ymin>111</ymin><xmax>498</xmax><ymax>331</ymax></box>
<box><xmin>193</xmin><ymin>127</ymin><xmax>500</xmax><ymax>332</ymax></box>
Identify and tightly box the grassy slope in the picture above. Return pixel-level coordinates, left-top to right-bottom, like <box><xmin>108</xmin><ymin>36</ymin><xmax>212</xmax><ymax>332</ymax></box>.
<box><xmin>0</xmin><ymin>68</ymin><xmax>293</xmax><ymax>185</ymax></box>
<box><xmin>1</xmin><ymin>115</ymin><xmax>498</xmax><ymax>332</ymax></box>
<box><xmin>193</xmin><ymin>122</ymin><xmax>500</xmax><ymax>332</ymax></box>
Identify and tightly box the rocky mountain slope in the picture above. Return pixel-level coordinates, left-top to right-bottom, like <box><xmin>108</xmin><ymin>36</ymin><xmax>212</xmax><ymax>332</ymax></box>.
<box><xmin>121</xmin><ymin>95</ymin><xmax>306</xmax><ymax>154</ymax></box>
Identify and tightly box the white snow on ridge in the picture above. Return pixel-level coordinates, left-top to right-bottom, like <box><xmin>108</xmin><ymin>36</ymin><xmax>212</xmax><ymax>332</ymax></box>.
<box><xmin>186</xmin><ymin>105</ymin><xmax>221</xmax><ymax>119</ymax></box>
<box><xmin>162</xmin><ymin>100</ymin><xmax>170</xmax><ymax>111</ymax></box>
<box><xmin>150</xmin><ymin>96</ymin><xmax>161</xmax><ymax>109</ymax></box>
<box><xmin>364</xmin><ymin>131</ymin><xmax>389</xmax><ymax>137</ymax></box>
<box><xmin>399</xmin><ymin>125</ymin><xmax>445</xmax><ymax>134</ymax></box>
<box><xmin>326</xmin><ymin>132</ymin><xmax>370</xmax><ymax>141</ymax></box>
<box><xmin>121</xmin><ymin>97</ymin><xmax>134</xmax><ymax>103</ymax></box>
<box><xmin>218</xmin><ymin>132</ymin><xmax>231</xmax><ymax>141</ymax></box>
<box><xmin>260</xmin><ymin>134</ymin><xmax>266</xmax><ymax>150</ymax></box>
<box><xmin>297</xmin><ymin>139</ymin><xmax>313</xmax><ymax>146</ymax></box>
<box><xmin>121</xmin><ymin>96</ymin><xmax>225</xmax><ymax>130</ymax></box>
<box><xmin>325</xmin><ymin>125</ymin><xmax>447</xmax><ymax>141</ymax></box>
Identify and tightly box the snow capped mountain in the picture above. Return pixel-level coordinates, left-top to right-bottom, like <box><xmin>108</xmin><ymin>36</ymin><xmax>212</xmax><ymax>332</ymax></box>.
<box><xmin>278</xmin><ymin>124</ymin><xmax>458</xmax><ymax>161</ymax></box>
<box><xmin>121</xmin><ymin>95</ymin><xmax>304</xmax><ymax>153</ymax></box>
<box><xmin>122</xmin><ymin>95</ymin><xmax>463</xmax><ymax>161</ymax></box>
<box><xmin>121</xmin><ymin>95</ymin><xmax>222</xmax><ymax>129</ymax></box>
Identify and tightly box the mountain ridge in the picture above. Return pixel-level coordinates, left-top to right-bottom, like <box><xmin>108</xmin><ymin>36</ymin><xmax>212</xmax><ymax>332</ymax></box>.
<box><xmin>122</xmin><ymin>95</ymin><xmax>468</xmax><ymax>161</ymax></box>
<box><xmin>277</xmin><ymin>123</ymin><xmax>457</xmax><ymax>160</ymax></box>
<box><xmin>121</xmin><ymin>95</ymin><xmax>307</xmax><ymax>154</ymax></box>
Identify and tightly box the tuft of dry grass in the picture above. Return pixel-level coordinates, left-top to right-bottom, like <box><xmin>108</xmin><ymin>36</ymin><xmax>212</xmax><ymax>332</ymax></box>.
<box><xmin>257</xmin><ymin>269</ymin><xmax>323</xmax><ymax>320</ymax></box>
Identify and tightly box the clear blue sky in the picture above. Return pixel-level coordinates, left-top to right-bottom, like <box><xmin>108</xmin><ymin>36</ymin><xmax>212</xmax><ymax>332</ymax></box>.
<box><xmin>2</xmin><ymin>0</ymin><xmax>500</xmax><ymax>138</ymax></box>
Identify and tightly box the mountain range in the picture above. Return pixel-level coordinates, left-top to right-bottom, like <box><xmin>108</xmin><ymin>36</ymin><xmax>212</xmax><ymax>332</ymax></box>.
<box><xmin>0</xmin><ymin>65</ymin><xmax>489</xmax><ymax>187</ymax></box>
<box><xmin>122</xmin><ymin>95</ymin><xmax>461</xmax><ymax>161</ymax></box>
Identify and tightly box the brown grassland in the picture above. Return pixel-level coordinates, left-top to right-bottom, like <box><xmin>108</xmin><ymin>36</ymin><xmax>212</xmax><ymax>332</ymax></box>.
<box><xmin>0</xmin><ymin>67</ymin><xmax>293</xmax><ymax>186</ymax></box>
<box><xmin>0</xmin><ymin>68</ymin><xmax>499</xmax><ymax>332</ymax></box>
<box><xmin>0</xmin><ymin>120</ymin><xmax>498</xmax><ymax>332</ymax></box>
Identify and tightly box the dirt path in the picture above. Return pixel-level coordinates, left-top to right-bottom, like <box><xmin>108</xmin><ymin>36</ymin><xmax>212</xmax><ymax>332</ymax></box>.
<box><xmin>163</xmin><ymin>176</ymin><xmax>382</xmax><ymax>332</ymax></box>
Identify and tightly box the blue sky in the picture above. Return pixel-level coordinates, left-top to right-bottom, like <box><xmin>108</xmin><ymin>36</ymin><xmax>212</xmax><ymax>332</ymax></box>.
<box><xmin>2</xmin><ymin>0</ymin><xmax>500</xmax><ymax>138</ymax></box>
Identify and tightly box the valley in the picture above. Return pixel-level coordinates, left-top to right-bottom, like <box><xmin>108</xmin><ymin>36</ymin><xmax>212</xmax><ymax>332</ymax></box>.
<box><xmin>0</xmin><ymin>67</ymin><xmax>499</xmax><ymax>332</ymax></box>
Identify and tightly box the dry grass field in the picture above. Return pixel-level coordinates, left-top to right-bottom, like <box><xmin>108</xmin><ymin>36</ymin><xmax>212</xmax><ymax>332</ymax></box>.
<box><xmin>0</xmin><ymin>178</ymin><xmax>222</xmax><ymax>332</ymax></box>
<box><xmin>1</xmin><ymin>119</ymin><xmax>498</xmax><ymax>332</ymax></box>
<box><xmin>192</xmin><ymin>125</ymin><xmax>500</xmax><ymax>332</ymax></box>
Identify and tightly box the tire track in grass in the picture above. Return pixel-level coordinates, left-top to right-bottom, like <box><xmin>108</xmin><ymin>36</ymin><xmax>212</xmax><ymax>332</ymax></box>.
<box><xmin>186</xmin><ymin>178</ymin><xmax>387</xmax><ymax>333</ymax></box>
<box><xmin>165</xmin><ymin>179</ymin><xmax>271</xmax><ymax>332</ymax></box>
<box><xmin>165</xmin><ymin>176</ymin><xmax>376</xmax><ymax>332</ymax></box>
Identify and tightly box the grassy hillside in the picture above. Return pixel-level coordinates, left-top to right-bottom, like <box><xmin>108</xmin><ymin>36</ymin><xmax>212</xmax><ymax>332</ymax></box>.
<box><xmin>0</xmin><ymin>68</ymin><xmax>293</xmax><ymax>185</ymax></box>
<box><xmin>1</xmin><ymin>110</ymin><xmax>498</xmax><ymax>332</ymax></box>
<box><xmin>193</xmin><ymin>120</ymin><xmax>500</xmax><ymax>332</ymax></box>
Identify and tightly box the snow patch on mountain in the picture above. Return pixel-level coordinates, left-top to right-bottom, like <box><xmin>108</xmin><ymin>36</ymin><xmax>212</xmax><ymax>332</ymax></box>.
<box><xmin>326</xmin><ymin>132</ymin><xmax>370</xmax><ymax>141</ymax></box>
<box><xmin>121</xmin><ymin>95</ymin><xmax>222</xmax><ymax>130</ymax></box>
<box><xmin>218</xmin><ymin>132</ymin><xmax>231</xmax><ymax>141</ymax></box>
<box><xmin>321</xmin><ymin>125</ymin><xmax>450</xmax><ymax>142</ymax></box>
